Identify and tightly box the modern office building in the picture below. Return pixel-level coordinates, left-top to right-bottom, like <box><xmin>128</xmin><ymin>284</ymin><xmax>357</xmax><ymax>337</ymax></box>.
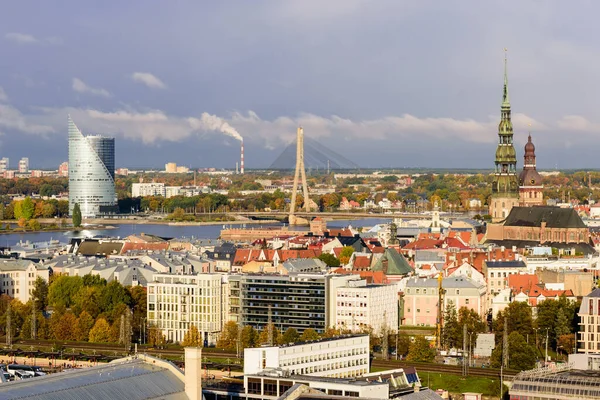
<box><xmin>68</xmin><ymin>116</ymin><xmax>117</xmax><ymax>217</ymax></box>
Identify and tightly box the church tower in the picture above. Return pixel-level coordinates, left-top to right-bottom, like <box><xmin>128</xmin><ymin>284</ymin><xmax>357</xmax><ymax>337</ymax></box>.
<box><xmin>518</xmin><ymin>134</ymin><xmax>544</xmax><ymax>206</ymax></box>
<box><xmin>489</xmin><ymin>52</ymin><xmax>520</xmax><ymax>222</ymax></box>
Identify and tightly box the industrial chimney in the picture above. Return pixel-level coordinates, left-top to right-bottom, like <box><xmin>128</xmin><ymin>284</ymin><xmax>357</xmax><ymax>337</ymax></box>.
<box><xmin>185</xmin><ymin>347</ymin><xmax>202</xmax><ymax>400</ymax></box>
<box><xmin>240</xmin><ymin>140</ymin><xmax>245</xmax><ymax>174</ymax></box>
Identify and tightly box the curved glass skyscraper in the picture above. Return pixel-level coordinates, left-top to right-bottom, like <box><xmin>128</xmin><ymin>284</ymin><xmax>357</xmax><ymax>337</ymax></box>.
<box><xmin>68</xmin><ymin>116</ymin><xmax>117</xmax><ymax>217</ymax></box>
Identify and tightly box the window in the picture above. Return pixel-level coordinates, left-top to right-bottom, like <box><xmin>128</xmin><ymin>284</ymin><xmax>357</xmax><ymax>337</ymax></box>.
<box><xmin>465</xmin><ymin>299</ymin><xmax>470</xmax><ymax>305</ymax></box>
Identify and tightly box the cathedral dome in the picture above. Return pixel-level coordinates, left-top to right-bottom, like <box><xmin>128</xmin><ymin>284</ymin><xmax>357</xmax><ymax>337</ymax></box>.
<box><xmin>524</xmin><ymin>135</ymin><xmax>535</xmax><ymax>156</ymax></box>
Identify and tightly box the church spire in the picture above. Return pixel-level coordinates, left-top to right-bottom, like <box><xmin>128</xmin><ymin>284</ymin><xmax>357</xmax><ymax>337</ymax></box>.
<box><xmin>502</xmin><ymin>48</ymin><xmax>510</xmax><ymax>107</ymax></box>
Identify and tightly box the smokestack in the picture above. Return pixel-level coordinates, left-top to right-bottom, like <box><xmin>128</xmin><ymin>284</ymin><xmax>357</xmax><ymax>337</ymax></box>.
<box><xmin>240</xmin><ymin>140</ymin><xmax>245</xmax><ymax>174</ymax></box>
<box><xmin>236</xmin><ymin>162</ymin><xmax>239</xmax><ymax>174</ymax></box>
<box><xmin>184</xmin><ymin>347</ymin><xmax>202</xmax><ymax>400</ymax></box>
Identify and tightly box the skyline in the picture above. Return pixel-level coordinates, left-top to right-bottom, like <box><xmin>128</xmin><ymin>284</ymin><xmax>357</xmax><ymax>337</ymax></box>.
<box><xmin>1</xmin><ymin>1</ymin><xmax>599</xmax><ymax>169</ymax></box>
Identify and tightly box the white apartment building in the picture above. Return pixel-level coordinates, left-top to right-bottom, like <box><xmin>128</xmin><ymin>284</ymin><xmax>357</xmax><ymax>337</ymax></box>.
<box><xmin>484</xmin><ymin>260</ymin><xmax>527</xmax><ymax>297</ymax></box>
<box><xmin>132</xmin><ymin>182</ymin><xmax>166</xmax><ymax>197</ymax></box>
<box><xmin>0</xmin><ymin>158</ymin><xmax>8</xmax><ymax>173</ymax></box>
<box><xmin>18</xmin><ymin>157</ymin><xmax>29</xmax><ymax>173</ymax></box>
<box><xmin>147</xmin><ymin>273</ymin><xmax>227</xmax><ymax>345</ymax></box>
<box><xmin>0</xmin><ymin>259</ymin><xmax>50</xmax><ymax>303</ymax></box>
<box><xmin>243</xmin><ymin>335</ymin><xmax>370</xmax><ymax>383</ymax></box>
<box><xmin>334</xmin><ymin>280</ymin><xmax>398</xmax><ymax>334</ymax></box>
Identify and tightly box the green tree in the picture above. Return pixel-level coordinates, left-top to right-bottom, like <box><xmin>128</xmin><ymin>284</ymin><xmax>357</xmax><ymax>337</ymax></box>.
<box><xmin>339</xmin><ymin>246</ymin><xmax>355</xmax><ymax>265</ymax></box>
<box><xmin>299</xmin><ymin>328</ymin><xmax>320</xmax><ymax>342</ymax></box>
<box><xmin>491</xmin><ymin>331</ymin><xmax>537</xmax><ymax>371</ymax></box>
<box><xmin>317</xmin><ymin>253</ymin><xmax>340</xmax><ymax>268</ymax></box>
<box><xmin>494</xmin><ymin>302</ymin><xmax>533</xmax><ymax>344</ymax></box>
<box><xmin>396</xmin><ymin>334</ymin><xmax>411</xmax><ymax>358</ymax></box>
<box><xmin>407</xmin><ymin>336</ymin><xmax>436</xmax><ymax>362</ymax></box>
<box><xmin>21</xmin><ymin>197</ymin><xmax>34</xmax><ymax>220</ymax></box>
<box><xmin>217</xmin><ymin>321</ymin><xmax>239</xmax><ymax>351</ymax></box>
<box><xmin>13</xmin><ymin>201</ymin><xmax>22</xmax><ymax>220</ymax></box>
<box><xmin>182</xmin><ymin>324</ymin><xmax>202</xmax><ymax>346</ymax></box>
<box><xmin>27</xmin><ymin>219</ymin><xmax>41</xmax><ymax>230</ymax></box>
<box><xmin>259</xmin><ymin>323</ymin><xmax>281</xmax><ymax>345</ymax></box>
<box><xmin>89</xmin><ymin>318</ymin><xmax>112</xmax><ymax>343</ymax></box>
<box><xmin>71</xmin><ymin>286</ymin><xmax>102</xmax><ymax>319</ymax></box>
<box><xmin>99</xmin><ymin>280</ymin><xmax>132</xmax><ymax>316</ymax></box>
<box><xmin>31</xmin><ymin>277</ymin><xmax>49</xmax><ymax>311</ymax></box>
<box><xmin>72</xmin><ymin>203</ymin><xmax>82</xmax><ymax>227</ymax></box>
<box><xmin>442</xmin><ymin>302</ymin><xmax>460</xmax><ymax>349</ymax></box>
<box><xmin>458</xmin><ymin>306</ymin><xmax>487</xmax><ymax>348</ymax></box>
<box><xmin>48</xmin><ymin>275</ymin><xmax>83</xmax><ymax>309</ymax></box>
<box><xmin>280</xmin><ymin>328</ymin><xmax>300</xmax><ymax>344</ymax></box>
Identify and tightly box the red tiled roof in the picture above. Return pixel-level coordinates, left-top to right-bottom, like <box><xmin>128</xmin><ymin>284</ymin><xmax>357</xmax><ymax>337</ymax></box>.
<box><xmin>353</xmin><ymin>255</ymin><xmax>371</xmax><ymax>270</ymax></box>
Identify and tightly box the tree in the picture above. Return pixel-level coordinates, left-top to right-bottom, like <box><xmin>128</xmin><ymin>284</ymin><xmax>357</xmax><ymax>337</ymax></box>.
<box><xmin>240</xmin><ymin>325</ymin><xmax>258</xmax><ymax>349</ymax></box>
<box><xmin>148</xmin><ymin>323</ymin><xmax>166</xmax><ymax>348</ymax></box>
<box><xmin>50</xmin><ymin>312</ymin><xmax>77</xmax><ymax>341</ymax></box>
<box><xmin>217</xmin><ymin>321</ymin><xmax>239</xmax><ymax>351</ymax></box>
<box><xmin>21</xmin><ymin>197</ymin><xmax>34</xmax><ymax>220</ymax></box>
<box><xmin>491</xmin><ymin>331</ymin><xmax>537</xmax><ymax>371</ymax></box>
<box><xmin>182</xmin><ymin>324</ymin><xmax>202</xmax><ymax>346</ymax></box>
<box><xmin>89</xmin><ymin>318</ymin><xmax>112</xmax><ymax>343</ymax></box>
<box><xmin>317</xmin><ymin>253</ymin><xmax>340</xmax><ymax>268</ymax></box>
<box><xmin>299</xmin><ymin>328</ymin><xmax>320</xmax><ymax>342</ymax></box>
<box><xmin>557</xmin><ymin>334</ymin><xmax>576</xmax><ymax>355</ymax></box>
<box><xmin>457</xmin><ymin>306</ymin><xmax>487</xmax><ymax>349</ymax></box>
<box><xmin>48</xmin><ymin>275</ymin><xmax>83</xmax><ymax>309</ymax></box>
<box><xmin>74</xmin><ymin>311</ymin><xmax>95</xmax><ymax>341</ymax></box>
<box><xmin>280</xmin><ymin>328</ymin><xmax>300</xmax><ymax>344</ymax></box>
<box><xmin>99</xmin><ymin>280</ymin><xmax>132</xmax><ymax>317</ymax></box>
<box><xmin>554</xmin><ymin>308</ymin><xmax>571</xmax><ymax>339</ymax></box>
<box><xmin>396</xmin><ymin>334</ymin><xmax>411</xmax><ymax>358</ymax></box>
<box><xmin>72</xmin><ymin>286</ymin><xmax>102</xmax><ymax>319</ymax></box>
<box><xmin>72</xmin><ymin>203</ymin><xmax>82</xmax><ymax>227</ymax></box>
<box><xmin>258</xmin><ymin>323</ymin><xmax>281</xmax><ymax>345</ymax></box>
<box><xmin>27</xmin><ymin>219</ymin><xmax>41</xmax><ymax>231</ymax></box>
<box><xmin>42</xmin><ymin>203</ymin><xmax>57</xmax><ymax>218</ymax></box>
<box><xmin>442</xmin><ymin>302</ymin><xmax>460</xmax><ymax>349</ymax></box>
<box><xmin>407</xmin><ymin>336</ymin><xmax>436</xmax><ymax>362</ymax></box>
<box><xmin>31</xmin><ymin>277</ymin><xmax>48</xmax><ymax>311</ymax></box>
<box><xmin>339</xmin><ymin>246</ymin><xmax>355</xmax><ymax>265</ymax></box>
<box><xmin>494</xmin><ymin>302</ymin><xmax>533</xmax><ymax>344</ymax></box>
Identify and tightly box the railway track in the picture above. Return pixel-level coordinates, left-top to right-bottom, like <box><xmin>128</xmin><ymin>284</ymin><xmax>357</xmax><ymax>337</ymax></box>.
<box><xmin>372</xmin><ymin>359</ymin><xmax>518</xmax><ymax>379</ymax></box>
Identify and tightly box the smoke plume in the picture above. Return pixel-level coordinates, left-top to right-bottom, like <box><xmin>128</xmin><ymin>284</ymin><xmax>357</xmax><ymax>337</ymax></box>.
<box><xmin>189</xmin><ymin>112</ymin><xmax>243</xmax><ymax>141</ymax></box>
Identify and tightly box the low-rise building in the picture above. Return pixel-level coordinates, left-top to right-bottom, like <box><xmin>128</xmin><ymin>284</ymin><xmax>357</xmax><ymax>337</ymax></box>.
<box><xmin>132</xmin><ymin>182</ymin><xmax>166</xmax><ymax>197</ymax></box>
<box><xmin>0</xmin><ymin>259</ymin><xmax>50</xmax><ymax>303</ymax></box>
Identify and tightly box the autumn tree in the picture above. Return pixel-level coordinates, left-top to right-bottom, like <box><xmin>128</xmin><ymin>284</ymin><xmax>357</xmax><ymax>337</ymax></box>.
<box><xmin>50</xmin><ymin>312</ymin><xmax>77</xmax><ymax>341</ymax></box>
<box><xmin>48</xmin><ymin>275</ymin><xmax>83</xmax><ymax>309</ymax></box>
<box><xmin>21</xmin><ymin>197</ymin><xmax>35</xmax><ymax>220</ymax></box>
<box><xmin>407</xmin><ymin>336</ymin><xmax>436</xmax><ymax>362</ymax></box>
<box><xmin>217</xmin><ymin>321</ymin><xmax>239</xmax><ymax>351</ymax></box>
<box><xmin>339</xmin><ymin>246</ymin><xmax>355</xmax><ymax>265</ymax></box>
<box><xmin>148</xmin><ymin>323</ymin><xmax>166</xmax><ymax>348</ymax></box>
<box><xmin>280</xmin><ymin>328</ymin><xmax>300</xmax><ymax>344</ymax></box>
<box><xmin>259</xmin><ymin>323</ymin><xmax>281</xmax><ymax>345</ymax></box>
<box><xmin>74</xmin><ymin>311</ymin><xmax>95</xmax><ymax>341</ymax></box>
<box><xmin>89</xmin><ymin>318</ymin><xmax>112</xmax><ymax>343</ymax></box>
<box><xmin>182</xmin><ymin>324</ymin><xmax>202</xmax><ymax>346</ymax></box>
<box><xmin>240</xmin><ymin>325</ymin><xmax>258</xmax><ymax>349</ymax></box>
<box><xmin>31</xmin><ymin>277</ymin><xmax>49</xmax><ymax>311</ymax></box>
<box><xmin>299</xmin><ymin>328</ymin><xmax>320</xmax><ymax>342</ymax></box>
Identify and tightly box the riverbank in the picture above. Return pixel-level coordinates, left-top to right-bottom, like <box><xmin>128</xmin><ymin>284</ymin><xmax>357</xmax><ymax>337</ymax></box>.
<box><xmin>0</xmin><ymin>224</ymin><xmax>118</xmax><ymax>236</ymax></box>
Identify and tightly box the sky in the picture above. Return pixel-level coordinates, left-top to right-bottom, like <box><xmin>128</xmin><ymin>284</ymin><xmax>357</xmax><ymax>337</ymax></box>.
<box><xmin>0</xmin><ymin>1</ymin><xmax>599</xmax><ymax>170</ymax></box>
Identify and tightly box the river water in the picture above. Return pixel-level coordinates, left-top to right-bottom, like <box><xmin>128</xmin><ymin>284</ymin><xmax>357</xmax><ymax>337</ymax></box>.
<box><xmin>0</xmin><ymin>218</ymin><xmax>393</xmax><ymax>247</ymax></box>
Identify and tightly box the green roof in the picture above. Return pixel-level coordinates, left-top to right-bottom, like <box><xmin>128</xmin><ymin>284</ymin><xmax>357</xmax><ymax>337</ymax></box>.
<box><xmin>371</xmin><ymin>248</ymin><xmax>412</xmax><ymax>275</ymax></box>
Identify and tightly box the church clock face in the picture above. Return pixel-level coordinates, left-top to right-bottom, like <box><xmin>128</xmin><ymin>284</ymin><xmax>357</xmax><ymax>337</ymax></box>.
<box><xmin>530</xmin><ymin>179</ymin><xmax>535</xmax><ymax>185</ymax></box>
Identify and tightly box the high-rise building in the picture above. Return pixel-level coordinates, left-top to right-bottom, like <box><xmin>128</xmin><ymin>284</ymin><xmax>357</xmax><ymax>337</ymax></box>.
<box><xmin>489</xmin><ymin>53</ymin><xmax>519</xmax><ymax>222</ymax></box>
<box><xmin>0</xmin><ymin>158</ymin><xmax>9</xmax><ymax>173</ymax></box>
<box><xmin>18</xmin><ymin>157</ymin><xmax>29</xmax><ymax>173</ymax></box>
<box><xmin>58</xmin><ymin>161</ymin><xmax>69</xmax><ymax>177</ymax></box>
<box><xmin>68</xmin><ymin>116</ymin><xmax>117</xmax><ymax>217</ymax></box>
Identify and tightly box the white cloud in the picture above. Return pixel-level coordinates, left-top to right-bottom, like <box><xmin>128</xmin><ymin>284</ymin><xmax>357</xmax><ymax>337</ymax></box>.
<box><xmin>0</xmin><ymin>104</ymin><xmax>54</xmax><ymax>135</ymax></box>
<box><xmin>4</xmin><ymin>32</ymin><xmax>38</xmax><ymax>44</ymax></box>
<box><xmin>72</xmin><ymin>78</ymin><xmax>111</xmax><ymax>97</ymax></box>
<box><xmin>0</xmin><ymin>87</ymin><xmax>8</xmax><ymax>103</ymax></box>
<box><xmin>131</xmin><ymin>72</ymin><xmax>167</xmax><ymax>89</ymax></box>
<box><xmin>4</xmin><ymin>32</ymin><xmax>62</xmax><ymax>45</ymax></box>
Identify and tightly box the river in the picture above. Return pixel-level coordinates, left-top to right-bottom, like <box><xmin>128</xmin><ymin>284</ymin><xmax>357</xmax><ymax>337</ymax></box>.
<box><xmin>0</xmin><ymin>218</ymin><xmax>394</xmax><ymax>247</ymax></box>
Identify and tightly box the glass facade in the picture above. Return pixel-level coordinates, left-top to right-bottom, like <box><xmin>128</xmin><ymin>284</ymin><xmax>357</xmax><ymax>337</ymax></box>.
<box><xmin>68</xmin><ymin>117</ymin><xmax>117</xmax><ymax>217</ymax></box>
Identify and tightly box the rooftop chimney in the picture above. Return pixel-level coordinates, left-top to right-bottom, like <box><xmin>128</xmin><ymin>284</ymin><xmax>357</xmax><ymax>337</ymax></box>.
<box><xmin>184</xmin><ymin>347</ymin><xmax>202</xmax><ymax>400</ymax></box>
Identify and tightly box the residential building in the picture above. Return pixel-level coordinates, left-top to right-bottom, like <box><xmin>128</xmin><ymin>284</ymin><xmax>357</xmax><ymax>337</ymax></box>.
<box><xmin>403</xmin><ymin>276</ymin><xmax>486</xmax><ymax>326</ymax></box>
<box><xmin>483</xmin><ymin>260</ymin><xmax>527</xmax><ymax>297</ymax></box>
<box><xmin>578</xmin><ymin>288</ymin><xmax>600</xmax><ymax>354</ymax></box>
<box><xmin>132</xmin><ymin>182</ymin><xmax>166</xmax><ymax>197</ymax></box>
<box><xmin>68</xmin><ymin>116</ymin><xmax>117</xmax><ymax>217</ymax></box>
<box><xmin>18</xmin><ymin>157</ymin><xmax>29</xmax><ymax>173</ymax></box>
<box><xmin>489</xmin><ymin>55</ymin><xmax>520</xmax><ymax>222</ymax></box>
<box><xmin>334</xmin><ymin>279</ymin><xmax>398</xmax><ymax>334</ymax></box>
<box><xmin>165</xmin><ymin>162</ymin><xmax>177</xmax><ymax>173</ymax></box>
<box><xmin>0</xmin><ymin>157</ymin><xmax>8</xmax><ymax>172</ymax></box>
<box><xmin>243</xmin><ymin>335</ymin><xmax>370</xmax><ymax>379</ymax></box>
<box><xmin>518</xmin><ymin>135</ymin><xmax>544</xmax><ymax>206</ymax></box>
<box><xmin>0</xmin><ymin>259</ymin><xmax>50</xmax><ymax>303</ymax></box>
<box><xmin>147</xmin><ymin>273</ymin><xmax>227</xmax><ymax>344</ymax></box>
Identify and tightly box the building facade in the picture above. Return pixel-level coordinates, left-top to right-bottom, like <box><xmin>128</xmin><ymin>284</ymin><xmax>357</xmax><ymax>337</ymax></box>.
<box><xmin>18</xmin><ymin>157</ymin><xmax>29</xmax><ymax>173</ymax></box>
<box><xmin>578</xmin><ymin>288</ymin><xmax>600</xmax><ymax>354</ymax></box>
<box><xmin>519</xmin><ymin>135</ymin><xmax>544</xmax><ymax>206</ymax></box>
<box><xmin>68</xmin><ymin>117</ymin><xmax>117</xmax><ymax>217</ymax></box>
<box><xmin>147</xmin><ymin>273</ymin><xmax>227</xmax><ymax>345</ymax></box>
<box><xmin>132</xmin><ymin>182</ymin><xmax>166</xmax><ymax>197</ymax></box>
<box><xmin>334</xmin><ymin>280</ymin><xmax>399</xmax><ymax>334</ymax></box>
<box><xmin>489</xmin><ymin>54</ymin><xmax>520</xmax><ymax>222</ymax></box>
<box><xmin>243</xmin><ymin>335</ymin><xmax>370</xmax><ymax>379</ymax></box>
<box><xmin>403</xmin><ymin>276</ymin><xmax>487</xmax><ymax>326</ymax></box>
<box><xmin>0</xmin><ymin>259</ymin><xmax>50</xmax><ymax>303</ymax></box>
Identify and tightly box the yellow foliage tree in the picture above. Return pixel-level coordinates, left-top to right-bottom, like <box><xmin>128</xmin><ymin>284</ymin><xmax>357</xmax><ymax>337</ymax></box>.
<box><xmin>181</xmin><ymin>324</ymin><xmax>202</xmax><ymax>347</ymax></box>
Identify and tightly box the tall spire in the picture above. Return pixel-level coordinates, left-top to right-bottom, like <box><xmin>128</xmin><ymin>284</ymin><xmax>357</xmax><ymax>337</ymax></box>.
<box><xmin>502</xmin><ymin>48</ymin><xmax>510</xmax><ymax>107</ymax></box>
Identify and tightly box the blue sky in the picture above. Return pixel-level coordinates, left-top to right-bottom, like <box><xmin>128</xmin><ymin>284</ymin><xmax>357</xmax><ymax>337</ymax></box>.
<box><xmin>0</xmin><ymin>1</ymin><xmax>599</xmax><ymax>169</ymax></box>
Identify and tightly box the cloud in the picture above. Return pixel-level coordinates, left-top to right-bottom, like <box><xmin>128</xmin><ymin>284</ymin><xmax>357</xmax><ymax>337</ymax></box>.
<box><xmin>0</xmin><ymin>87</ymin><xmax>7</xmax><ymax>103</ymax></box>
<box><xmin>4</xmin><ymin>32</ymin><xmax>62</xmax><ymax>45</ymax></box>
<box><xmin>0</xmin><ymin>104</ymin><xmax>54</xmax><ymax>135</ymax></box>
<box><xmin>131</xmin><ymin>72</ymin><xmax>167</xmax><ymax>89</ymax></box>
<box><xmin>4</xmin><ymin>32</ymin><xmax>37</xmax><ymax>44</ymax></box>
<box><xmin>72</xmin><ymin>78</ymin><xmax>111</xmax><ymax>97</ymax></box>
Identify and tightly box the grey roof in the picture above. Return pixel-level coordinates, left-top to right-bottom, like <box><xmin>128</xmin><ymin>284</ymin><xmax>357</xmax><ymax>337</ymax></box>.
<box><xmin>485</xmin><ymin>260</ymin><xmax>527</xmax><ymax>269</ymax></box>
<box><xmin>504</xmin><ymin>206</ymin><xmax>586</xmax><ymax>228</ymax></box>
<box><xmin>0</xmin><ymin>259</ymin><xmax>46</xmax><ymax>272</ymax></box>
<box><xmin>282</xmin><ymin>258</ymin><xmax>327</xmax><ymax>273</ymax></box>
<box><xmin>414</xmin><ymin>250</ymin><xmax>446</xmax><ymax>263</ymax></box>
<box><xmin>406</xmin><ymin>276</ymin><xmax>482</xmax><ymax>290</ymax></box>
<box><xmin>0</xmin><ymin>358</ymin><xmax>187</xmax><ymax>400</ymax></box>
<box><xmin>580</xmin><ymin>288</ymin><xmax>600</xmax><ymax>314</ymax></box>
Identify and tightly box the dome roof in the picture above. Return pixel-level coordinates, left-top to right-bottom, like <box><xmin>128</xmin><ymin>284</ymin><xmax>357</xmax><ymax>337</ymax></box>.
<box><xmin>524</xmin><ymin>134</ymin><xmax>535</xmax><ymax>155</ymax></box>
